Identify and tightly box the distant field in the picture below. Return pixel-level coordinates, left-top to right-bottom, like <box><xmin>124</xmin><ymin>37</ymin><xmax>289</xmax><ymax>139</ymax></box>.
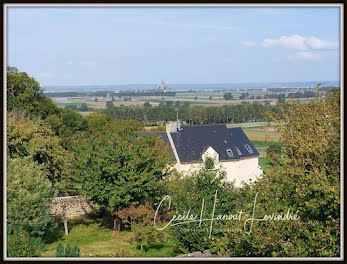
<box><xmin>78</xmin><ymin>111</ymin><xmax>93</xmax><ymax>116</ymax></box>
<box><xmin>51</xmin><ymin>92</ymin><xmax>314</xmax><ymax>110</ymax></box>
<box><xmin>53</xmin><ymin>102</ymin><xmax>83</xmax><ymax>107</ymax></box>
<box><xmin>227</xmin><ymin>122</ymin><xmax>280</xmax><ymax>142</ymax></box>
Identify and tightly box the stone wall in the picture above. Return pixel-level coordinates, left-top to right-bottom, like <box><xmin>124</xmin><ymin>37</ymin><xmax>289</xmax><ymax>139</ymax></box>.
<box><xmin>50</xmin><ymin>195</ymin><xmax>96</xmax><ymax>219</ymax></box>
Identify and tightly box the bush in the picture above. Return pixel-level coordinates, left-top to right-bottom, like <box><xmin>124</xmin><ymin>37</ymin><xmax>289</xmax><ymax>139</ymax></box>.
<box><xmin>56</xmin><ymin>242</ymin><xmax>80</xmax><ymax>257</ymax></box>
<box><xmin>7</xmin><ymin>229</ymin><xmax>40</xmax><ymax>257</ymax></box>
<box><xmin>204</xmin><ymin>157</ymin><xmax>215</xmax><ymax>169</ymax></box>
<box><xmin>166</xmin><ymin>166</ymin><xmax>237</xmax><ymax>254</ymax></box>
<box><xmin>55</xmin><ymin>241</ymin><xmax>65</xmax><ymax>257</ymax></box>
<box><xmin>132</xmin><ymin>223</ymin><xmax>165</xmax><ymax>251</ymax></box>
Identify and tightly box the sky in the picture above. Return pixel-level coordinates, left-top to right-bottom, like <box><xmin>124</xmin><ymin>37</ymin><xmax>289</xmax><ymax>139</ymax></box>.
<box><xmin>7</xmin><ymin>6</ymin><xmax>341</xmax><ymax>86</ymax></box>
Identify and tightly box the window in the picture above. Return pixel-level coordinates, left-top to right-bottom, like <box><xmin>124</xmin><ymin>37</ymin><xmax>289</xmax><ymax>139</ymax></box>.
<box><xmin>226</xmin><ymin>149</ymin><xmax>233</xmax><ymax>157</ymax></box>
<box><xmin>235</xmin><ymin>146</ymin><xmax>242</xmax><ymax>155</ymax></box>
<box><xmin>244</xmin><ymin>144</ymin><xmax>253</xmax><ymax>153</ymax></box>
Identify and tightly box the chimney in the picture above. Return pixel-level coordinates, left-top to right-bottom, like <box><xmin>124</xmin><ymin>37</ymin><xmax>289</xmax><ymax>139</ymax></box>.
<box><xmin>176</xmin><ymin>109</ymin><xmax>183</xmax><ymax>131</ymax></box>
<box><xmin>166</xmin><ymin>121</ymin><xmax>178</xmax><ymax>133</ymax></box>
<box><xmin>166</xmin><ymin>121</ymin><xmax>183</xmax><ymax>133</ymax></box>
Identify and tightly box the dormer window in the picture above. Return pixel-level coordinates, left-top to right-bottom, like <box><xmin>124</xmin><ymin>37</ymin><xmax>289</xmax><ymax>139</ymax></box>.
<box><xmin>235</xmin><ymin>146</ymin><xmax>242</xmax><ymax>155</ymax></box>
<box><xmin>226</xmin><ymin>149</ymin><xmax>233</xmax><ymax>157</ymax></box>
<box><xmin>244</xmin><ymin>144</ymin><xmax>253</xmax><ymax>153</ymax></box>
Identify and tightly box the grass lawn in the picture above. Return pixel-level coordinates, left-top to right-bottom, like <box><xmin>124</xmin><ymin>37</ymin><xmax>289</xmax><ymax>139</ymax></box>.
<box><xmin>41</xmin><ymin>218</ymin><xmax>178</xmax><ymax>258</ymax></box>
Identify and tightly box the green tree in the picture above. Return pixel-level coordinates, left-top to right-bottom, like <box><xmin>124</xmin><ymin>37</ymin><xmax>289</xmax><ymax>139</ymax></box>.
<box><xmin>55</xmin><ymin>241</ymin><xmax>65</xmax><ymax>257</ymax></box>
<box><xmin>7</xmin><ymin>229</ymin><xmax>40</xmax><ymax>257</ymax></box>
<box><xmin>106</xmin><ymin>101</ymin><xmax>115</xmax><ymax>110</ymax></box>
<box><xmin>56</xmin><ymin>242</ymin><xmax>80</xmax><ymax>257</ymax></box>
<box><xmin>7</xmin><ymin>67</ymin><xmax>61</xmax><ymax>119</ymax></box>
<box><xmin>79</xmin><ymin>103</ymin><xmax>88</xmax><ymax>111</ymax></box>
<box><xmin>132</xmin><ymin>224</ymin><xmax>164</xmax><ymax>251</ymax></box>
<box><xmin>223</xmin><ymin>93</ymin><xmax>233</xmax><ymax>100</ymax></box>
<box><xmin>7</xmin><ymin>157</ymin><xmax>56</xmax><ymax>244</ymax></box>
<box><xmin>166</xmin><ymin>165</ymin><xmax>237</xmax><ymax>253</ymax></box>
<box><xmin>143</xmin><ymin>102</ymin><xmax>152</xmax><ymax>108</ymax></box>
<box><xmin>95</xmin><ymin>98</ymin><xmax>98</xmax><ymax>102</ymax></box>
<box><xmin>278</xmin><ymin>93</ymin><xmax>286</xmax><ymax>104</ymax></box>
<box><xmin>71</xmin><ymin>119</ymin><xmax>171</xmax><ymax>234</ymax></box>
<box><xmin>214</xmin><ymin>89</ymin><xmax>340</xmax><ymax>257</ymax></box>
<box><xmin>7</xmin><ymin>111</ymin><xmax>69</xmax><ymax>186</ymax></box>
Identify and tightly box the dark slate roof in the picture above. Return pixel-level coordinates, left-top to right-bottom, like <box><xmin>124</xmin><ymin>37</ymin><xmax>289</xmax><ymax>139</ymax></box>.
<box><xmin>170</xmin><ymin>125</ymin><xmax>259</xmax><ymax>163</ymax></box>
<box><xmin>137</xmin><ymin>131</ymin><xmax>176</xmax><ymax>162</ymax></box>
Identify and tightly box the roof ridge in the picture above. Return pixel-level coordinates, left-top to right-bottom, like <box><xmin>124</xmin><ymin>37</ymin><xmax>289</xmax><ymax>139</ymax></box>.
<box><xmin>182</xmin><ymin>123</ymin><xmax>227</xmax><ymax>127</ymax></box>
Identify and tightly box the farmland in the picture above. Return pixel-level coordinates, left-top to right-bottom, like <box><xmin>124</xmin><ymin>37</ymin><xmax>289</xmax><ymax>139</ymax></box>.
<box><xmin>50</xmin><ymin>89</ymin><xmax>317</xmax><ymax>112</ymax></box>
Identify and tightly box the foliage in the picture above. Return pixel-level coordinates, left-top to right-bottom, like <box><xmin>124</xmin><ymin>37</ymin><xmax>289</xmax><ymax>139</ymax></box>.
<box><xmin>117</xmin><ymin>203</ymin><xmax>155</xmax><ymax>228</ymax></box>
<box><xmin>40</xmin><ymin>218</ymin><xmax>177</xmax><ymax>257</ymax></box>
<box><xmin>149</xmin><ymin>126</ymin><xmax>166</xmax><ymax>132</ymax></box>
<box><xmin>105</xmin><ymin>101</ymin><xmax>277</xmax><ymax>126</ymax></box>
<box><xmin>80</xmin><ymin>103</ymin><xmax>89</xmax><ymax>111</ymax></box>
<box><xmin>165</xmin><ymin>166</ymin><xmax>238</xmax><ymax>254</ymax></box>
<box><xmin>106</xmin><ymin>101</ymin><xmax>115</xmax><ymax>110</ymax></box>
<box><xmin>223</xmin><ymin>93</ymin><xmax>233</xmax><ymax>100</ymax></box>
<box><xmin>132</xmin><ymin>223</ymin><xmax>165</xmax><ymax>251</ymax></box>
<box><xmin>70</xmin><ymin>118</ymin><xmax>171</xmax><ymax>228</ymax></box>
<box><xmin>7</xmin><ymin>67</ymin><xmax>61</xmax><ymax>119</ymax></box>
<box><xmin>7</xmin><ymin>111</ymin><xmax>69</xmax><ymax>186</ymax></box>
<box><xmin>144</xmin><ymin>101</ymin><xmax>152</xmax><ymax>108</ymax></box>
<box><xmin>204</xmin><ymin>157</ymin><xmax>215</xmax><ymax>169</ymax></box>
<box><xmin>277</xmin><ymin>93</ymin><xmax>286</xmax><ymax>104</ymax></box>
<box><xmin>7</xmin><ymin>157</ymin><xmax>56</xmax><ymax>243</ymax></box>
<box><xmin>213</xmin><ymin>88</ymin><xmax>340</xmax><ymax>257</ymax></box>
<box><xmin>7</xmin><ymin>229</ymin><xmax>40</xmax><ymax>257</ymax></box>
<box><xmin>56</xmin><ymin>241</ymin><xmax>65</xmax><ymax>257</ymax></box>
<box><xmin>56</xmin><ymin>242</ymin><xmax>80</xmax><ymax>257</ymax></box>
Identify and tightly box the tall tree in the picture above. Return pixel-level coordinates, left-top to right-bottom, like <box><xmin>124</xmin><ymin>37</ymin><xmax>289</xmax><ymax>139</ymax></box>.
<box><xmin>214</xmin><ymin>89</ymin><xmax>340</xmax><ymax>257</ymax></box>
<box><xmin>7</xmin><ymin>111</ymin><xmax>69</xmax><ymax>188</ymax></box>
<box><xmin>7</xmin><ymin>157</ymin><xmax>56</xmax><ymax>244</ymax></box>
<box><xmin>71</xmin><ymin>119</ymin><xmax>171</xmax><ymax>234</ymax></box>
<box><xmin>7</xmin><ymin>67</ymin><xmax>61</xmax><ymax>119</ymax></box>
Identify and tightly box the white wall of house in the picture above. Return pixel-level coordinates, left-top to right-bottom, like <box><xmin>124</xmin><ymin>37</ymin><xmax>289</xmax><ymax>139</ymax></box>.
<box><xmin>220</xmin><ymin>157</ymin><xmax>260</xmax><ymax>185</ymax></box>
<box><xmin>173</xmin><ymin>156</ymin><xmax>260</xmax><ymax>187</ymax></box>
<box><xmin>202</xmin><ymin>146</ymin><xmax>219</xmax><ymax>163</ymax></box>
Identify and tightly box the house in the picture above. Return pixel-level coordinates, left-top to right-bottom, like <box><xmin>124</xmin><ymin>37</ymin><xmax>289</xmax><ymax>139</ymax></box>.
<box><xmin>151</xmin><ymin>122</ymin><xmax>262</xmax><ymax>187</ymax></box>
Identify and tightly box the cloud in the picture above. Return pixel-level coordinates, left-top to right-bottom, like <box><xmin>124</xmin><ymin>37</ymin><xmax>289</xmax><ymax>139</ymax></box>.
<box><xmin>262</xmin><ymin>35</ymin><xmax>307</xmax><ymax>50</ymax></box>
<box><xmin>224</xmin><ymin>57</ymin><xmax>233</xmax><ymax>63</ymax></box>
<box><xmin>261</xmin><ymin>35</ymin><xmax>338</xmax><ymax>51</ymax></box>
<box><xmin>241</xmin><ymin>41</ymin><xmax>257</xmax><ymax>47</ymax></box>
<box><xmin>306</xmin><ymin>37</ymin><xmax>339</xmax><ymax>50</ymax></box>
<box><xmin>289</xmin><ymin>51</ymin><xmax>321</xmax><ymax>60</ymax></box>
